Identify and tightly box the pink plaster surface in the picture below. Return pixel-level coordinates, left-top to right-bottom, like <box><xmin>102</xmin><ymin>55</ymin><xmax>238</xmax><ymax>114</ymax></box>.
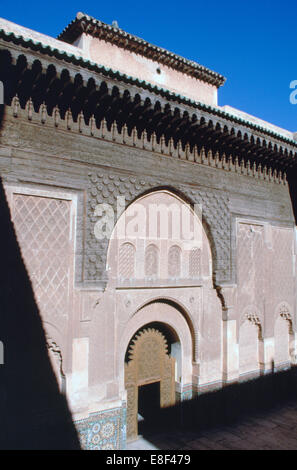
<box><xmin>6</xmin><ymin>185</ymin><xmax>296</xmax><ymax>414</ymax></box>
<box><xmin>102</xmin><ymin>191</ymin><xmax>222</xmax><ymax>391</ymax></box>
<box><xmin>107</xmin><ymin>190</ymin><xmax>210</xmax><ymax>286</ymax></box>
<box><xmin>88</xmin><ymin>36</ymin><xmax>218</xmax><ymax>105</ymax></box>
<box><xmin>236</xmin><ymin>222</ymin><xmax>295</xmax><ymax>371</ymax></box>
<box><xmin>274</xmin><ymin>316</ymin><xmax>291</xmax><ymax>366</ymax></box>
<box><xmin>239</xmin><ymin>320</ymin><xmax>259</xmax><ymax>375</ymax></box>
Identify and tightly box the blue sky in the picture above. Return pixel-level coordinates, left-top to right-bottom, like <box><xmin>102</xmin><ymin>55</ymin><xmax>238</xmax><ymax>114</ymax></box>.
<box><xmin>1</xmin><ymin>0</ymin><xmax>296</xmax><ymax>131</ymax></box>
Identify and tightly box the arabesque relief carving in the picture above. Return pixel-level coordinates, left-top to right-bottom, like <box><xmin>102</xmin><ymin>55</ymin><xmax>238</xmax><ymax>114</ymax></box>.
<box><xmin>124</xmin><ymin>328</ymin><xmax>175</xmax><ymax>441</ymax></box>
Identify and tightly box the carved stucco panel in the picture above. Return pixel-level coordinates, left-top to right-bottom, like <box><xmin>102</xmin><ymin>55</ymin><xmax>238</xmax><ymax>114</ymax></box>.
<box><xmin>11</xmin><ymin>193</ymin><xmax>72</xmax><ymax>330</ymax></box>
<box><xmin>168</xmin><ymin>245</ymin><xmax>181</xmax><ymax>278</ymax></box>
<box><xmin>124</xmin><ymin>327</ymin><xmax>175</xmax><ymax>441</ymax></box>
<box><xmin>237</xmin><ymin>222</ymin><xmax>295</xmax><ymax>335</ymax></box>
<box><xmin>86</xmin><ymin>170</ymin><xmax>231</xmax><ymax>286</ymax></box>
<box><xmin>118</xmin><ymin>242</ymin><xmax>136</xmax><ymax>279</ymax></box>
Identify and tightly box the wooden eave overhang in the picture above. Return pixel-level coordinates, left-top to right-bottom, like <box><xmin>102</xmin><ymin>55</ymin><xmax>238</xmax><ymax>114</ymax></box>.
<box><xmin>0</xmin><ymin>28</ymin><xmax>296</xmax><ymax>175</ymax></box>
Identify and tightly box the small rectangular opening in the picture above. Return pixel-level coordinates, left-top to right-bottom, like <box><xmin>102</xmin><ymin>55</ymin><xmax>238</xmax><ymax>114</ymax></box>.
<box><xmin>138</xmin><ymin>382</ymin><xmax>160</xmax><ymax>433</ymax></box>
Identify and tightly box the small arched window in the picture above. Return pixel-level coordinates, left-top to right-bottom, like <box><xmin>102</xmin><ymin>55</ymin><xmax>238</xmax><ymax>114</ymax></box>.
<box><xmin>119</xmin><ymin>243</ymin><xmax>136</xmax><ymax>279</ymax></box>
<box><xmin>145</xmin><ymin>244</ymin><xmax>159</xmax><ymax>278</ymax></box>
<box><xmin>168</xmin><ymin>245</ymin><xmax>181</xmax><ymax>278</ymax></box>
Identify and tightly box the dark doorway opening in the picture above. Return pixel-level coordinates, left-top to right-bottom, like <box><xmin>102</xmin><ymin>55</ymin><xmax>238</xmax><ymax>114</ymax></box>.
<box><xmin>138</xmin><ymin>382</ymin><xmax>160</xmax><ymax>434</ymax></box>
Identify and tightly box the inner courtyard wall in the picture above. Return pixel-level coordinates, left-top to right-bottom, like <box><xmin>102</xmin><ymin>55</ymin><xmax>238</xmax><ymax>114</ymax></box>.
<box><xmin>0</xmin><ymin>103</ymin><xmax>296</xmax><ymax>449</ymax></box>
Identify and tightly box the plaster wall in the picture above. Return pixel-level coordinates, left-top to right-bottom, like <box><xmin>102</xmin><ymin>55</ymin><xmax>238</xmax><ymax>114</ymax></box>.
<box><xmin>78</xmin><ymin>34</ymin><xmax>218</xmax><ymax>105</ymax></box>
<box><xmin>1</xmin><ymin>108</ymin><xmax>296</xmax><ymax>448</ymax></box>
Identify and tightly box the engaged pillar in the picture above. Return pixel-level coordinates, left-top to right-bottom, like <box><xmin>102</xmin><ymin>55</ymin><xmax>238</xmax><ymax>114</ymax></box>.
<box><xmin>219</xmin><ymin>285</ymin><xmax>239</xmax><ymax>384</ymax></box>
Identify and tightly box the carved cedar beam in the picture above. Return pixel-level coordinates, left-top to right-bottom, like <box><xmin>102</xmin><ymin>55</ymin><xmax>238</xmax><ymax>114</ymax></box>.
<box><xmin>1</xmin><ymin>45</ymin><xmax>296</xmax><ymax>165</ymax></box>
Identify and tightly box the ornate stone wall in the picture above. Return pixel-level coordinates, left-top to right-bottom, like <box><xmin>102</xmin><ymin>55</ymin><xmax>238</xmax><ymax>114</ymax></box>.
<box><xmin>5</xmin><ymin>189</ymin><xmax>75</xmax><ymax>351</ymax></box>
<box><xmin>86</xmin><ymin>170</ymin><xmax>231</xmax><ymax>287</ymax></box>
<box><xmin>236</xmin><ymin>221</ymin><xmax>296</xmax><ymax>376</ymax></box>
<box><xmin>237</xmin><ymin>222</ymin><xmax>295</xmax><ymax>334</ymax></box>
<box><xmin>0</xmin><ymin>96</ymin><xmax>295</xmax><ymax>449</ymax></box>
<box><xmin>12</xmin><ymin>194</ymin><xmax>72</xmax><ymax>328</ymax></box>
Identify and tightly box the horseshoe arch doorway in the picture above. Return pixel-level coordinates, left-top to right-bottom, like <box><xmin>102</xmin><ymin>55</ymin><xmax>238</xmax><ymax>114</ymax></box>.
<box><xmin>124</xmin><ymin>322</ymin><xmax>179</xmax><ymax>441</ymax></box>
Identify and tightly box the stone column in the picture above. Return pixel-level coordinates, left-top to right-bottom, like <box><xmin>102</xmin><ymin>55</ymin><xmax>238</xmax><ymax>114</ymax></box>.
<box><xmin>259</xmin><ymin>337</ymin><xmax>275</xmax><ymax>374</ymax></box>
<box><xmin>68</xmin><ymin>337</ymin><xmax>89</xmax><ymax>414</ymax></box>
<box><xmin>218</xmin><ymin>285</ymin><xmax>239</xmax><ymax>384</ymax></box>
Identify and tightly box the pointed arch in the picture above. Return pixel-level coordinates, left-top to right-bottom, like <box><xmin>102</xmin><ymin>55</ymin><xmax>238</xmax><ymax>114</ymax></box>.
<box><xmin>239</xmin><ymin>310</ymin><xmax>262</xmax><ymax>378</ymax></box>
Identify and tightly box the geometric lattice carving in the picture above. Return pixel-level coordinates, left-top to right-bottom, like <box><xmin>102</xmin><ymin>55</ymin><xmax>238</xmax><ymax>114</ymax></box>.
<box><xmin>145</xmin><ymin>244</ymin><xmax>159</xmax><ymax>278</ymax></box>
<box><xmin>178</xmin><ymin>187</ymin><xmax>230</xmax><ymax>282</ymax></box>
<box><xmin>237</xmin><ymin>224</ymin><xmax>254</xmax><ymax>291</ymax></box>
<box><xmin>272</xmin><ymin>230</ymin><xmax>294</xmax><ymax>300</ymax></box>
<box><xmin>119</xmin><ymin>242</ymin><xmax>135</xmax><ymax>279</ymax></box>
<box><xmin>86</xmin><ymin>171</ymin><xmax>231</xmax><ymax>287</ymax></box>
<box><xmin>237</xmin><ymin>224</ymin><xmax>267</xmax><ymax>335</ymax></box>
<box><xmin>189</xmin><ymin>247</ymin><xmax>201</xmax><ymax>278</ymax></box>
<box><xmin>168</xmin><ymin>245</ymin><xmax>181</xmax><ymax>278</ymax></box>
<box><xmin>12</xmin><ymin>194</ymin><xmax>72</xmax><ymax>327</ymax></box>
<box><xmin>125</xmin><ymin>327</ymin><xmax>175</xmax><ymax>441</ymax></box>
<box><xmin>237</xmin><ymin>223</ymin><xmax>294</xmax><ymax>335</ymax></box>
<box><xmin>237</xmin><ymin>224</ymin><xmax>265</xmax><ymax>316</ymax></box>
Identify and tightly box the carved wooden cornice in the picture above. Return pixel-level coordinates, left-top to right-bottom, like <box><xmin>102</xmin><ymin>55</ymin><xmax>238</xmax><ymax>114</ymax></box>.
<box><xmin>7</xmin><ymin>95</ymin><xmax>289</xmax><ymax>185</ymax></box>
<box><xmin>0</xmin><ymin>44</ymin><xmax>296</xmax><ymax>172</ymax></box>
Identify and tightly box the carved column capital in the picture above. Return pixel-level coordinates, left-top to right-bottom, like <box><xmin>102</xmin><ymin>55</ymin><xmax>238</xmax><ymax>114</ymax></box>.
<box><xmin>216</xmin><ymin>284</ymin><xmax>237</xmax><ymax>320</ymax></box>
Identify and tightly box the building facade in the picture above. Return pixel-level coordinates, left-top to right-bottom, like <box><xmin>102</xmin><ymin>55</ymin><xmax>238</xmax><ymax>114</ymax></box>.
<box><xmin>0</xmin><ymin>13</ymin><xmax>297</xmax><ymax>449</ymax></box>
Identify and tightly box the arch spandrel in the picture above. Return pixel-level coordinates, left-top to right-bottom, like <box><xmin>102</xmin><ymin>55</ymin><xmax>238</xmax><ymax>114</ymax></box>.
<box><xmin>86</xmin><ymin>172</ymin><xmax>231</xmax><ymax>288</ymax></box>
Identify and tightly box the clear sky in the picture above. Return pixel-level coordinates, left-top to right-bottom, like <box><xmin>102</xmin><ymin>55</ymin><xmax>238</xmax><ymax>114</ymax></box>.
<box><xmin>1</xmin><ymin>0</ymin><xmax>296</xmax><ymax>132</ymax></box>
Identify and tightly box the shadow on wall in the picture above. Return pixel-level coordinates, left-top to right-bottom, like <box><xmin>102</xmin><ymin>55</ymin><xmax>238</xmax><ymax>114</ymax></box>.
<box><xmin>138</xmin><ymin>367</ymin><xmax>297</xmax><ymax>444</ymax></box>
<box><xmin>0</xmin><ymin>107</ymin><xmax>80</xmax><ymax>449</ymax></box>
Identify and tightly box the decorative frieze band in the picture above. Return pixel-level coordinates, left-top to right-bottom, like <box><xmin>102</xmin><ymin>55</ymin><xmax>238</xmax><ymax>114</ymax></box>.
<box><xmin>8</xmin><ymin>95</ymin><xmax>288</xmax><ymax>185</ymax></box>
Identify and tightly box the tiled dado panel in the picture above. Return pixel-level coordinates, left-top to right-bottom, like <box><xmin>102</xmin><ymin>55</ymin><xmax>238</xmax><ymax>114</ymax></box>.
<box><xmin>9</xmin><ymin>190</ymin><xmax>74</xmax><ymax>332</ymax></box>
<box><xmin>75</xmin><ymin>406</ymin><xmax>126</xmax><ymax>450</ymax></box>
